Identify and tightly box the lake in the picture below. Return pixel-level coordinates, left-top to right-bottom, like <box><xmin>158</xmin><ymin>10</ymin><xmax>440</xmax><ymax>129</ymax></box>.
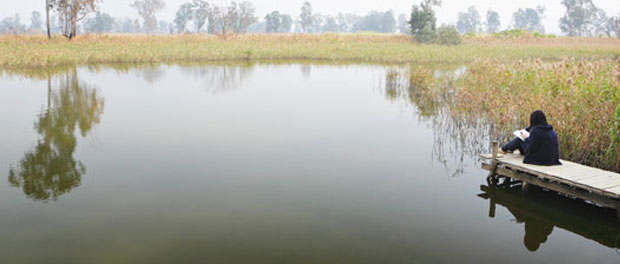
<box><xmin>1</xmin><ymin>63</ymin><xmax>619</xmax><ymax>263</ymax></box>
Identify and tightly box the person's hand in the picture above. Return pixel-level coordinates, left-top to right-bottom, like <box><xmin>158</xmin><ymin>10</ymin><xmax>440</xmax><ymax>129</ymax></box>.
<box><xmin>520</xmin><ymin>131</ymin><xmax>529</xmax><ymax>139</ymax></box>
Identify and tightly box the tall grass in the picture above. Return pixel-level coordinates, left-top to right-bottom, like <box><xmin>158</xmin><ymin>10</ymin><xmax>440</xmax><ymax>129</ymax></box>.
<box><xmin>390</xmin><ymin>59</ymin><xmax>620</xmax><ymax>172</ymax></box>
<box><xmin>1</xmin><ymin>34</ymin><xmax>619</xmax><ymax>68</ymax></box>
<box><xmin>456</xmin><ymin>58</ymin><xmax>620</xmax><ymax>171</ymax></box>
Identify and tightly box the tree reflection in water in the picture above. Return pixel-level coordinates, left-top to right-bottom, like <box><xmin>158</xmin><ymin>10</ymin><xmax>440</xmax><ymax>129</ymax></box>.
<box><xmin>383</xmin><ymin>65</ymin><xmax>496</xmax><ymax>178</ymax></box>
<box><xmin>179</xmin><ymin>62</ymin><xmax>255</xmax><ymax>94</ymax></box>
<box><xmin>8</xmin><ymin>69</ymin><xmax>104</xmax><ymax>202</ymax></box>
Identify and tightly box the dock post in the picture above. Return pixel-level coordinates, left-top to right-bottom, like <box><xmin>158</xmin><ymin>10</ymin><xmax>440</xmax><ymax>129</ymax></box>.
<box><xmin>486</xmin><ymin>141</ymin><xmax>500</xmax><ymax>185</ymax></box>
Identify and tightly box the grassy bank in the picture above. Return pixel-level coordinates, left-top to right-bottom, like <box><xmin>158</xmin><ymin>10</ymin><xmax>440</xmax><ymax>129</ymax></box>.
<box><xmin>391</xmin><ymin>58</ymin><xmax>620</xmax><ymax>172</ymax></box>
<box><xmin>1</xmin><ymin>34</ymin><xmax>619</xmax><ymax>68</ymax></box>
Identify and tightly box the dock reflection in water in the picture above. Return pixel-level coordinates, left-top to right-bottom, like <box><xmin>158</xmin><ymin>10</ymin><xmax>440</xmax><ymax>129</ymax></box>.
<box><xmin>8</xmin><ymin>69</ymin><xmax>104</xmax><ymax>202</ymax></box>
<box><xmin>479</xmin><ymin>185</ymin><xmax>620</xmax><ymax>252</ymax></box>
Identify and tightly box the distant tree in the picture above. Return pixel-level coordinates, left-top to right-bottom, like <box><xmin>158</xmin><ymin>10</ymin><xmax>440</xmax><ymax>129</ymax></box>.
<box><xmin>353</xmin><ymin>10</ymin><xmax>396</xmax><ymax>33</ymax></box>
<box><xmin>513</xmin><ymin>6</ymin><xmax>545</xmax><ymax>33</ymax></box>
<box><xmin>85</xmin><ymin>11</ymin><xmax>115</xmax><ymax>33</ymax></box>
<box><xmin>322</xmin><ymin>16</ymin><xmax>339</xmax><ymax>32</ymax></box>
<box><xmin>590</xmin><ymin>8</ymin><xmax>609</xmax><ymax>36</ymax></box>
<box><xmin>115</xmin><ymin>17</ymin><xmax>135</xmax><ymax>33</ymax></box>
<box><xmin>173</xmin><ymin>3</ymin><xmax>193</xmax><ymax>33</ymax></box>
<box><xmin>131</xmin><ymin>0</ymin><xmax>165</xmax><ymax>34</ymax></box>
<box><xmin>247</xmin><ymin>21</ymin><xmax>266</xmax><ymax>33</ymax></box>
<box><xmin>51</xmin><ymin>0</ymin><xmax>100</xmax><ymax>39</ymax></box>
<box><xmin>398</xmin><ymin>13</ymin><xmax>409</xmax><ymax>34</ymax></box>
<box><xmin>46</xmin><ymin>0</ymin><xmax>52</xmax><ymax>38</ymax></box>
<box><xmin>559</xmin><ymin>0</ymin><xmax>603</xmax><ymax>36</ymax></box>
<box><xmin>298</xmin><ymin>1</ymin><xmax>313</xmax><ymax>33</ymax></box>
<box><xmin>609</xmin><ymin>14</ymin><xmax>620</xmax><ymax>38</ymax></box>
<box><xmin>265</xmin><ymin>11</ymin><xmax>282</xmax><ymax>33</ymax></box>
<box><xmin>159</xmin><ymin>20</ymin><xmax>170</xmax><ymax>34</ymax></box>
<box><xmin>485</xmin><ymin>9</ymin><xmax>500</xmax><ymax>33</ymax></box>
<box><xmin>336</xmin><ymin>13</ymin><xmax>360</xmax><ymax>33</ymax></box>
<box><xmin>381</xmin><ymin>10</ymin><xmax>397</xmax><ymax>33</ymax></box>
<box><xmin>0</xmin><ymin>14</ymin><xmax>26</xmax><ymax>34</ymax></box>
<box><xmin>436</xmin><ymin>24</ymin><xmax>461</xmax><ymax>45</ymax></box>
<box><xmin>280</xmin><ymin>14</ymin><xmax>293</xmax><ymax>33</ymax></box>
<box><xmin>456</xmin><ymin>6</ymin><xmax>481</xmax><ymax>34</ymax></box>
<box><xmin>310</xmin><ymin>13</ymin><xmax>324</xmax><ymax>33</ymax></box>
<box><xmin>235</xmin><ymin>1</ymin><xmax>257</xmax><ymax>34</ymax></box>
<box><xmin>408</xmin><ymin>0</ymin><xmax>441</xmax><ymax>42</ymax></box>
<box><xmin>134</xmin><ymin>19</ymin><xmax>140</xmax><ymax>33</ymax></box>
<box><xmin>192</xmin><ymin>0</ymin><xmax>210</xmax><ymax>33</ymax></box>
<box><xmin>30</xmin><ymin>11</ymin><xmax>43</xmax><ymax>31</ymax></box>
<box><xmin>210</xmin><ymin>4</ymin><xmax>237</xmax><ymax>36</ymax></box>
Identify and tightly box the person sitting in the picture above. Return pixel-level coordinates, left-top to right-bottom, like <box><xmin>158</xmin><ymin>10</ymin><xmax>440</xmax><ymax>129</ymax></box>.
<box><xmin>500</xmin><ymin>110</ymin><xmax>562</xmax><ymax>166</ymax></box>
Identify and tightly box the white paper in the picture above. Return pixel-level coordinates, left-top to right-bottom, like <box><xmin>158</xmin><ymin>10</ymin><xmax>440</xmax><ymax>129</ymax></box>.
<box><xmin>513</xmin><ymin>129</ymin><xmax>530</xmax><ymax>141</ymax></box>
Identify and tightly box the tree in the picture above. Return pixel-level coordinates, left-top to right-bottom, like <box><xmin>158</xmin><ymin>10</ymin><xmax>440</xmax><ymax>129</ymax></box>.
<box><xmin>485</xmin><ymin>10</ymin><xmax>500</xmax><ymax>33</ymax></box>
<box><xmin>280</xmin><ymin>14</ymin><xmax>293</xmax><ymax>33</ymax></box>
<box><xmin>456</xmin><ymin>6</ymin><xmax>481</xmax><ymax>34</ymax></box>
<box><xmin>30</xmin><ymin>11</ymin><xmax>43</xmax><ymax>31</ymax></box>
<box><xmin>609</xmin><ymin>14</ymin><xmax>620</xmax><ymax>38</ymax></box>
<box><xmin>131</xmin><ymin>0</ymin><xmax>165</xmax><ymax>34</ymax></box>
<box><xmin>336</xmin><ymin>13</ymin><xmax>360</xmax><ymax>33</ymax></box>
<box><xmin>559</xmin><ymin>0</ymin><xmax>603</xmax><ymax>36</ymax></box>
<box><xmin>408</xmin><ymin>0</ymin><xmax>441</xmax><ymax>41</ymax></box>
<box><xmin>235</xmin><ymin>1</ymin><xmax>257</xmax><ymax>34</ymax></box>
<box><xmin>352</xmin><ymin>10</ymin><xmax>396</xmax><ymax>33</ymax></box>
<box><xmin>51</xmin><ymin>0</ymin><xmax>100</xmax><ymax>39</ymax></box>
<box><xmin>0</xmin><ymin>15</ymin><xmax>26</xmax><ymax>34</ymax></box>
<box><xmin>85</xmin><ymin>11</ymin><xmax>115</xmax><ymax>33</ymax></box>
<box><xmin>173</xmin><ymin>3</ymin><xmax>193</xmax><ymax>33</ymax></box>
<box><xmin>9</xmin><ymin>69</ymin><xmax>104</xmax><ymax>202</ymax></box>
<box><xmin>210</xmin><ymin>4</ymin><xmax>237</xmax><ymax>36</ymax></box>
<box><xmin>322</xmin><ymin>16</ymin><xmax>338</xmax><ymax>33</ymax></box>
<box><xmin>265</xmin><ymin>11</ymin><xmax>282</xmax><ymax>33</ymax></box>
<box><xmin>159</xmin><ymin>20</ymin><xmax>170</xmax><ymax>34</ymax></box>
<box><xmin>192</xmin><ymin>0</ymin><xmax>210</xmax><ymax>33</ymax></box>
<box><xmin>310</xmin><ymin>13</ymin><xmax>324</xmax><ymax>33</ymax></box>
<box><xmin>436</xmin><ymin>24</ymin><xmax>461</xmax><ymax>45</ymax></box>
<box><xmin>298</xmin><ymin>1</ymin><xmax>313</xmax><ymax>33</ymax></box>
<box><xmin>398</xmin><ymin>13</ymin><xmax>409</xmax><ymax>34</ymax></box>
<box><xmin>46</xmin><ymin>0</ymin><xmax>52</xmax><ymax>38</ymax></box>
<box><xmin>512</xmin><ymin>6</ymin><xmax>545</xmax><ymax>33</ymax></box>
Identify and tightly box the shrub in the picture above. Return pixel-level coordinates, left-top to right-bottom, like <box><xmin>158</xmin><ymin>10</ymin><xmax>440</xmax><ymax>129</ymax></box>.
<box><xmin>436</xmin><ymin>25</ymin><xmax>461</xmax><ymax>45</ymax></box>
<box><xmin>417</xmin><ymin>25</ymin><xmax>436</xmax><ymax>43</ymax></box>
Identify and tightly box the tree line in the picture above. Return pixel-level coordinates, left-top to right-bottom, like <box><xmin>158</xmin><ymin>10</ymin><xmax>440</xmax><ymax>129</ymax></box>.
<box><xmin>1</xmin><ymin>0</ymin><xmax>618</xmax><ymax>39</ymax></box>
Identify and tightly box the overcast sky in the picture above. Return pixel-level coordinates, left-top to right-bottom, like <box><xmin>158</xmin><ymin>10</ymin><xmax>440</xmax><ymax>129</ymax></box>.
<box><xmin>3</xmin><ymin>0</ymin><xmax>619</xmax><ymax>34</ymax></box>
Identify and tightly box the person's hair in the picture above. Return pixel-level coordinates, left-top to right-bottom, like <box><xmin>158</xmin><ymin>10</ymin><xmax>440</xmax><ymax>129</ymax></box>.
<box><xmin>530</xmin><ymin>110</ymin><xmax>548</xmax><ymax>127</ymax></box>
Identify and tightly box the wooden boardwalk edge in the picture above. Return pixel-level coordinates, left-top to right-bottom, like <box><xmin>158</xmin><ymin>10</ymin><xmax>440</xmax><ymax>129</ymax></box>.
<box><xmin>481</xmin><ymin>151</ymin><xmax>620</xmax><ymax>215</ymax></box>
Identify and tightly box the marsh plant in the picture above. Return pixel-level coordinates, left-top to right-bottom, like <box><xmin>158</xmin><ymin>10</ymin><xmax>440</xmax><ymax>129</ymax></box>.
<box><xmin>389</xmin><ymin>59</ymin><xmax>620</xmax><ymax>172</ymax></box>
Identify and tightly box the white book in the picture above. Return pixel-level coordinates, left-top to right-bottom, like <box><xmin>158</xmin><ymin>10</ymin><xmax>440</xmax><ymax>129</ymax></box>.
<box><xmin>513</xmin><ymin>129</ymin><xmax>530</xmax><ymax>141</ymax></box>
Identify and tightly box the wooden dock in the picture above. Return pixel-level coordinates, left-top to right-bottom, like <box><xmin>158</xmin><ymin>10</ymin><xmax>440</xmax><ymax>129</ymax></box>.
<box><xmin>481</xmin><ymin>142</ymin><xmax>620</xmax><ymax>216</ymax></box>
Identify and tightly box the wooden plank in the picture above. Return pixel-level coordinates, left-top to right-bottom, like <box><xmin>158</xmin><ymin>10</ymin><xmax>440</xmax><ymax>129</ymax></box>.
<box><xmin>482</xmin><ymin>152</ymin><xmax>620</xmax><ymax>199</ymax></box>
<box><xmin>493</xmin><ymin>167</ymin><xmax>620</xmax><ymax>210</ymax></box>
<box><xmin>497</xmin><ymin>165</ymin><xmax>620</xmax><ymax>199</ymax></box>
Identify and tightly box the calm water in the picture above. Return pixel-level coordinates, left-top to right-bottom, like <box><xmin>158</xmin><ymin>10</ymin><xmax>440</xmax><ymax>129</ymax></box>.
<box><xmin>1</xmin><ymin>63</ymin><xmax>619</xmax><ymax>263</ymax></box>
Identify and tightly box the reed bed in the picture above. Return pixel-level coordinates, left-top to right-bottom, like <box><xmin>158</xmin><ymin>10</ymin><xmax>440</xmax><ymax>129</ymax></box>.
<box><xmin>456</xmin><ymin>58</ymin><xmax>620</xmax><ymax>171</ymax></box>
<box><xmin>1</xmin><ymin>34</ymin><xmax>619</xmax><ymax>68</ymax></box>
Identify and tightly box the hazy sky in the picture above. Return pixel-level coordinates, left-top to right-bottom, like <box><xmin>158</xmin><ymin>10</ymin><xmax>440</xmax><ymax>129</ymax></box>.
<box><xmin>4</xmin><ymin>0</ymin><xmax>619</xmax><ymax>34</ymax></box>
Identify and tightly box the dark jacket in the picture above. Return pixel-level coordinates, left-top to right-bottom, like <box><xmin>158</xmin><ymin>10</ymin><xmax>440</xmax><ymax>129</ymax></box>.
<box><xmin>523</xmin><ymin>125</ymin><xmax>562</xmax><ymax>166</ymax></box>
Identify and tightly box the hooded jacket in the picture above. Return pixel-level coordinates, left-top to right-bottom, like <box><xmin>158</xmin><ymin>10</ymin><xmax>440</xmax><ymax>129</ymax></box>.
<box><xmin>523</xmin><ymin>125</ymin><xmax>562</xmax><ymax>166</ymax></box>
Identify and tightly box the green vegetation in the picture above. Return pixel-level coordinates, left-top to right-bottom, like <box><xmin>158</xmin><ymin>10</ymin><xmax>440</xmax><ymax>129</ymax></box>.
<box><xmin>1</xmin><ymin>34</ymin><xmax>619</xmax><ymax>68</ymax></box>
<box><xmin>1</xmin><ymin>33</ymin><xmax>619</xmax><ymax>171</ymax></box>
<box><xmin>388</xmin><ymin>58</ymin><xmax>620</xmax><ymax>172</ymax></box>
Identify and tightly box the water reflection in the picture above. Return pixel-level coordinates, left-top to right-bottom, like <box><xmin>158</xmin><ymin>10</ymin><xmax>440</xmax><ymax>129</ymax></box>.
<box><xmin>479</xmin><ymin>185</ymin><xmax>620</xmax><ymax>252</ymax></box>
<box><xmin>178</xmin><ymin>63</ymin><xmax>255</xmax><ymax>93</ymax></box>
<box><xmin>383</xmin><ymin>66</ymin><xmax>495</xmax><ymax>177</ymax></box>
<box><xmin>8</xmin><ymin>69</ymin><xmax>104</xmax><ymax>202</ymax></box>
